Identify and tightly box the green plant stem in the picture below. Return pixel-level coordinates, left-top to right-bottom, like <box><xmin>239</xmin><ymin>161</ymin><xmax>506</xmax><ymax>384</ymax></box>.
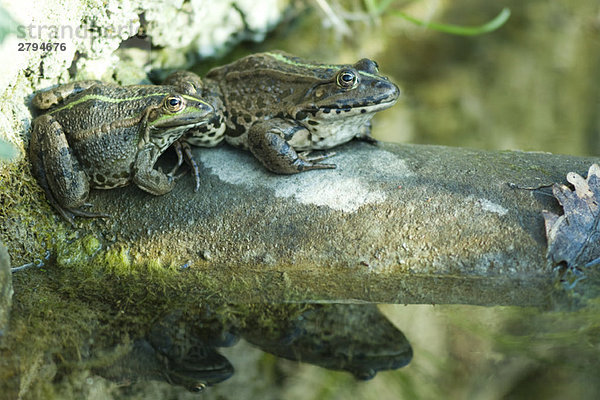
<box><xmin>391</xmin><ymin>7</ymin><xmax>511</xmax><ymax>36</ymax></box>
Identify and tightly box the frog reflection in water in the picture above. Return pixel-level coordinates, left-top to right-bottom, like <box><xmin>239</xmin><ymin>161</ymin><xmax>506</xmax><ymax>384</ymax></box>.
<box><xmin>29</xmin><ymin>80</ymin><xmax>214</xmax><ymax>225</ymax></box>
<box><xmin>165</xmin><ymin>51</ymin><xmax>400</xmax><ymax>188</ymax></box>
<box><xmin>95</xmin><ymin>304</ymin><xmax>411</xmax><ymax>392</ymax></box>
<box><xmin>242</xmin><ymin>303</ymin><xmax>413</xmax><ymax>380</ymax></box>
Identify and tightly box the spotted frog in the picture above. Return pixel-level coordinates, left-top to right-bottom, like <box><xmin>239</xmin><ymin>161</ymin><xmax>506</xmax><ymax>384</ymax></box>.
<box><xmin>172</xmin><ymin>51</ymin><xmax>400</xmax><ymax>176</ymax></box>
<box><xmin>29</xmin><ymin>81</ymin><xmax>214</xmax><ymax>225</ymax></box>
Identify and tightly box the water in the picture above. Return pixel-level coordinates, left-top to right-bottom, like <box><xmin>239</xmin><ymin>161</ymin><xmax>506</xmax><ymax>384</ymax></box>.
<box><xmin>4</xmin><ymin>1</ymin><xmax>600</xmax><ymax>399</ymax></box>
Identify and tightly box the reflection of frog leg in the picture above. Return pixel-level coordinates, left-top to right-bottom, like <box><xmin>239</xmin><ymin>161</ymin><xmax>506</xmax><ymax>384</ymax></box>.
<box><xmin>29</xmin><ymin>115</ymin><xmax>107</xmax><ymax>225</ymax></box>
<box><xmin>133</xmin><ymin>144</ymin><xmax>175</xmax><ymax>195</ymax></box>
<box><xmin>31</xmin><ymin>80</ymin><xmax>101</xmax><ymax>110</ymax></box>
<box><xmin>247</xmin><ymin>119</ymin><xmax>336</xmax><ymax>174</ymax></box>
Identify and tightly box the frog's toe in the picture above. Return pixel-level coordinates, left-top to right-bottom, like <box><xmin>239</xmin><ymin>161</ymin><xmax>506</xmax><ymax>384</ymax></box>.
<box><xmin>307</xmin><ymin>162</ymin><xmax>337</xmax><ymax>170</ymax></box>
<box><xmin>300</xmin><ymin>151</ymin><xmax>336</xmax><ymax>163</ymax></box>
<box><xmin>167</xmin><ymin>141</ymin><xmax>185</xmax><ymax>176</ymax></box>
<box><xmin>56</xmin><ymin>208</ymin><xmax>77</xmax><ymax>227</ymax></box>
<box><xmin>182</xmin><ymin>142</ymin><xmax>201</xmax><ymax>192</ymax></box>
<box><xmin>291</xmin><ymin>157</ymin><xmax>336</xmax><ymax>172</ymax></box>
<box><xmin>168</xmin><ymin>169</ymin><xmax>188</xmax><ymax>180</ymax></box>
<box><xmin>68</xmin><ymin>207</ymin><xmax>111</xmax><ymax>219</ymax></box>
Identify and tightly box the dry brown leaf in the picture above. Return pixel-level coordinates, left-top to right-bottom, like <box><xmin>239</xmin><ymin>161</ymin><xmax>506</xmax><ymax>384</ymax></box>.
<box><xmin>543</xmin><ymin>164</ymin><xmax>600</xmax><ymax>268</ymax></box>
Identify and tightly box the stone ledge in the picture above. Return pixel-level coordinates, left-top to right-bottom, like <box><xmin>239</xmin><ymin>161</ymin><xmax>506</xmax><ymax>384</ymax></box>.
<box><xmin>72</xmin><ymin>141</ymin><xmax>596</xmax><ymax>306</ymax></box>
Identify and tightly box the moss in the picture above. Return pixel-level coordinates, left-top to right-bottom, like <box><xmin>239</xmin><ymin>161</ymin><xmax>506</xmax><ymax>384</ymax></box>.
<box><xmin>0</xmin><ymin>158</ymin><xmax>70</xmax><ymax>267</ymax></box>
<box><xmin>103</xmin><ymin>246</ymin><xmax>132</xmax><ymax>274</ymax></box>
<box><xmin>81</xmin><ymin>235</ymin><xmax>102</xmax><ymax>256</ymax></box>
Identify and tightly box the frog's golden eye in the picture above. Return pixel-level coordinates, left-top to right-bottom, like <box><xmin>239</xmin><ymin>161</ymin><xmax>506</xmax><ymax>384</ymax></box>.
<box><xmin>336</xmin><ymin>69</ymin><xmax>358</xmax><ymax>89</ymax></box>
<box><xmin>164</xmin><ymin>95</ymin><xmax>185</xmax><ymax>112</ymax></box>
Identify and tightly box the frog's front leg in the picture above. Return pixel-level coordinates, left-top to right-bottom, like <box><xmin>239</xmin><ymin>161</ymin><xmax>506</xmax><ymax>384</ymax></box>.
<box><xmin>29</xmin><ymin>114</ymin><xmax>104</xmax><ymax>225</ymax></box>
<box><xmin>168</xmin><ymin>140</ymin><xmax>202</xmax><ymax>191</ymax></box>
<box><xmin>247</xmin><ymin>119</ymin><xmax>336</xmax><ymax>174</ymax></box>
<box><xmin>354</xmin><ymin>121</ymin><xmax>379</xmax><ymax>145</ymax></box>
<box><xmin>133</xmin><ymin>144</ymin><xmax>176</xmax><ymax>195</ymax></box>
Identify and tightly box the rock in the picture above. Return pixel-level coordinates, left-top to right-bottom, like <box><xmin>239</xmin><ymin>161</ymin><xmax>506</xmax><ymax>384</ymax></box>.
<box><xmin>82</xmin><ymin>141</ymin><xmax>598</xmax><ymax>306</ymax></box>
<box><xmin>0</xmin><ymin>243</ymin><xmax>11</xmax><ymax>340</ymax></box>
<box><xmin>2</xmin><ymin>141</ymin><xmax>599</xmax><ymax>399</ymax></box>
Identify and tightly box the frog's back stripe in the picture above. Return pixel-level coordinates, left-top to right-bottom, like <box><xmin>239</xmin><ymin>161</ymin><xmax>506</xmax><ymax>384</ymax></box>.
<box><xmin>48</xmin><ymin>93</ymin><xmax>208</xmax><ymax>114</ymax></box>
<box><xmin>263</xmin><ymin>52</ymin><xmax>380</xmax><ymax>79</ymax></box>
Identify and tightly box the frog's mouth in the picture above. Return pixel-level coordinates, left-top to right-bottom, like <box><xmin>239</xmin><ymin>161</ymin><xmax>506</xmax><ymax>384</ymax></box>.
<box><xmin>155</xmin><ymin>115</ymin><xmax>212</xmax><ymax>129</ymax></box>
<box><xmin>304</xmin><ymin>97</ymin><xmax>398</xmax><ymax>120</ymax></box>
<box><xmin>326</xmin><ymin>98</ymin><xmax>398</xmax><ymax>113</ymax></box>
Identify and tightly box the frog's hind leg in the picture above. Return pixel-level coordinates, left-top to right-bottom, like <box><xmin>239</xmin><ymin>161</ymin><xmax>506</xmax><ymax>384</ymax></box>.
<box><xmin>30</xmin><ymin>114</ymin><xmax>105</xmax><ymax>225</ymax></box>
<box><xmin>29</xmin><ymin>133</ymin><xmax>77</xmax><ymax>226</ymax></box>
<box><xmin>247</xmin><ymin>119</ymin><xmax>336</xmax><ymax>174</ymax></box>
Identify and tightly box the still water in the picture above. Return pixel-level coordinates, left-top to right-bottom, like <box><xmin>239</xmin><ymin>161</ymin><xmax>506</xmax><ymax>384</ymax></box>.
<box><xmin>191</xmin><ymin>1</ymin><xmax>600</xmax><ymax>398</ymax></box>
<box><xmin>5</xmin><ymin>1</ymin><xmax>600</xmax><ymax>399</ymax></box>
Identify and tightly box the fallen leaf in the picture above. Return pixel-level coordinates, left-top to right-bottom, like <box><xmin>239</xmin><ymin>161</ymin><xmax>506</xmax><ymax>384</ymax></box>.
<box><xmin>543</xmin><ymin>164</ymin><xmax>600</xmax><ymax>268</ymax></box>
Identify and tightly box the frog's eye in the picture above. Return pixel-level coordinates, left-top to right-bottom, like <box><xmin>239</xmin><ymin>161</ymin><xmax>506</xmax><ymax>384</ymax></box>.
<box><xmin>336</xmin><ymin>69</ymin><xmax>358</xmax><ymax>89</ymax></box>
<box><xmin>164</xmin><ymin>95</ymin><xmax>185</xmax><ymax>112</ymax></box>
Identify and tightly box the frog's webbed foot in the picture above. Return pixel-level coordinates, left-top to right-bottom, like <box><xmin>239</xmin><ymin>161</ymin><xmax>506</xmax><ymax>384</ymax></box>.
<box><xmin>54</xmin><ymin>204</ymin><xmax>78</xmax><ymax>227</ymax></box>
<box><xmin>290</xmin><ymin>154</ymin><xmax>336</xmax><ymax>173</ymax></box>
<box><xmin>57</xmin><ymin>207</ymin><xmax>109</xmax><ymax>227</ymax></box>
<box><xmin>68</xmin><ymin>205</ymin><xmax>110</xmax><ymax>219</ymax></box>
<box><xmin>247</xmin><ymin>120</ymin><xmax>337</xmax><ymax>174</ymax></box>
<box><xmin>50</xmin><ymin>200</ymin><xmax>110</xmax><ymax>227</ymax></box>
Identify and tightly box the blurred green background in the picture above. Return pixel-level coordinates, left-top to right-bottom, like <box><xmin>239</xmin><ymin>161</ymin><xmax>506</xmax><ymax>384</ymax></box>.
<box><xmin>9</xmin><ymin>1</ymin><xmax>597</xmax><ymax>399</ymax></box>
<box><xmin>193</xmin><ymin>1</ymin><xmax>599</xmax><ymax>399</ymax></box>
<box><xmin>210</xmin><ymin>0</ymin><xmax>599</xmax><ymax>158</ymax></box>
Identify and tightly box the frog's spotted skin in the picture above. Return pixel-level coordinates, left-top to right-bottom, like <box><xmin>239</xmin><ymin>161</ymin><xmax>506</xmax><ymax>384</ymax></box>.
<box><xmin>178</xmin><ymin>50</ymin><xmax>400</xmax><ymax>174</ymax></box>
<box><xmin>29</xmin><ymin>82</ymin><xmax>214</xmax><ymax>225</ymax></box>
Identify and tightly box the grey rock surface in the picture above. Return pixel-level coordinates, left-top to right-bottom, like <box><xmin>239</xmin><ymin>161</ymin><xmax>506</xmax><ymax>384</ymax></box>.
<box><xmin>86</xmin><ymin>141</ymin><xmax>597</xmax><ymax>306</ymax></box>
<box><xmin>0</xmin><ymin>243</ymin><xmax>11</xmax><ymax>339</ymax></box>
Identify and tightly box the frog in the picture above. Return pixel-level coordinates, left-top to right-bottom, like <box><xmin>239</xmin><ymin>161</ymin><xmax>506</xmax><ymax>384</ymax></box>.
<box><xmin>169</xmin><ymin>50</ymin><xmax>400</xmax><ymax>176</ymax></box>
<box><xmin>29</xmin><ymin>80</ymin><xmax>214</xmax><ymax>225</ymax></box>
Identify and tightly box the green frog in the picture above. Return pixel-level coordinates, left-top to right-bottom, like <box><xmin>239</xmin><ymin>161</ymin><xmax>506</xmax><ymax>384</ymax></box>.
<box><xmin>29</xmin><ymin>81</ymin><xmax>214</xmax><ymax>225</ymax></box>
<box><xmin>170</xmin><ymin>50</ymin><xmax>400</xmax><ymax>176</ymax></box>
